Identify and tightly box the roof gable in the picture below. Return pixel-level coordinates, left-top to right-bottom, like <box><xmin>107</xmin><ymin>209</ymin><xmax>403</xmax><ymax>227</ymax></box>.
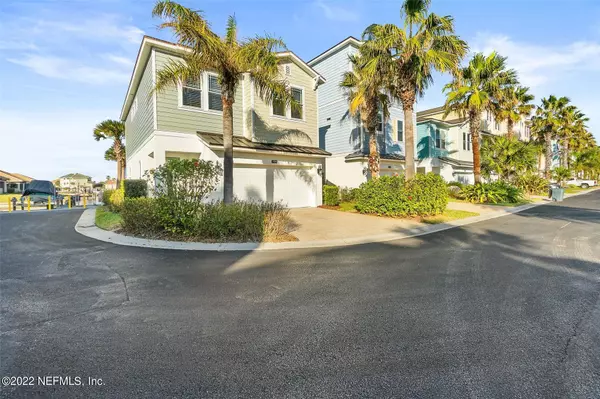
<box><xmin>308</xmin><ymin>36</ymin><xmax>362</xmax><ymax>66</ymax></box>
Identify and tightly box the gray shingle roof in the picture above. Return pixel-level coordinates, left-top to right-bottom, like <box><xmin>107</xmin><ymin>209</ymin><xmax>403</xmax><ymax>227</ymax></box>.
<box><xmin>197</xmin><ymin>132</ymin><xmax>331</xmax><ymax>156</ymax></box>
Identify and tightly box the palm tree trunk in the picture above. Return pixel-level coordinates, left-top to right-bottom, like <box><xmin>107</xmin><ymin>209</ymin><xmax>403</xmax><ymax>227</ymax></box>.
<box><xmin>368</xmin><ymin>130</ymin><xmax>379</xmax><ymax>179</ymax></box>
<box><xmin>222</xmin><ymin>97</ymin><xmax>235</xmax><ymax>204</ymax></box>
<box><xmin>470</xmin><ymin>110</ymin><xmax>482</xmax><ymax>184</ymax></box>
<box><xmin>544</xmin><ymin>131</ymin><xmax>552</xmax><ymax>179</ymax></box>
<box><xmin>403</xmin><ymin>104</ymin><xmax>415</xmax><ymax>180</ymax></box>
<box><xmin>506</xmin><ymin>119</ymin><xmax>514</xmax><ymax>139</ymax></box>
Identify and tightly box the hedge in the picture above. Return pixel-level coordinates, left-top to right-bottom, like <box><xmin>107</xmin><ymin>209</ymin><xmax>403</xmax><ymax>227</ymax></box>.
<box><xmin>124</xmin><ymin>179</ymin><xmax>148</xmax><ymax>198</ymax></box>
<box><xmin>323</xmin><ymin>185</ymin><xmax>340</xmax><ymax>206</ymax></box>
<box><xmin>355</xmin><ymin>173</ymin><xmax>447</xmax><ymax>217</ymax></box>
<box><xmin>102</xmin><ymin>186</ymin><xmax>124</xmax><ymax>212</ymax></box>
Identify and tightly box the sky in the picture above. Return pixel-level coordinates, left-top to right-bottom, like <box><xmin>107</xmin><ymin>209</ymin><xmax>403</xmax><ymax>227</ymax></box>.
<box><xmin>1</xmin><ymin>0</ymin><xmax>600</xmax><ymax>182</ymax></box>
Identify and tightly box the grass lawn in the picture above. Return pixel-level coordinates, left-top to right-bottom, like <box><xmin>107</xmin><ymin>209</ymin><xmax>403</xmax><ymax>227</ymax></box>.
<box><xmin>485</xmin><ymin>200</ymin><xmax>533</xmax><ymax>207</ymax></box>
<box><xmin>95</xmin><ymin>206</ymin><xmax>122</xmax><ymax>231</ymax></box>
<box><xmin>564</xmin><ymin>186</ymin><xmax>594</xmax><ymax>195</ymax></box>
<box><xmin>422</xmin><ymin>209</ymin><xmax>480</xmax><ymax>224</ymax></box>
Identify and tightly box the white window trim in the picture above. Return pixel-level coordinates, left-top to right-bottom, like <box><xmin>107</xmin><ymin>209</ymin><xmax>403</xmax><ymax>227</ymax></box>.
<box><xmin>178</xmin><ymin>72</ymin><xmax>223</xmax><ymax>115</ymax></box>
<box><xmin>396</xmin><ymin>120</ymin><xmax>404</xmax><ymax>142</ymax></box>
<box><xmin>270</xmin><ymin>84</ymin><xmax>306</xmax><ymax>123</ymax></box>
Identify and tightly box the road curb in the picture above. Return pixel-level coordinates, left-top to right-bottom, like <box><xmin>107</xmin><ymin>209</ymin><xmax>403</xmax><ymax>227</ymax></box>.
<box><xmin>74</xmin><ymin>188</ymin><xmax>598</xmax><ymax>251</ymax></box>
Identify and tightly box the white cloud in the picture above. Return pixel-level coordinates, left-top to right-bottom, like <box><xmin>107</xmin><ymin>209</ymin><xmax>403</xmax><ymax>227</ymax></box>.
<box><xmin>104</xmin><ymin>54</ymin><xmax>135</xmax><ymax>68</ymax></box>
<box><xmin>471</xmin><ymin>33</ymin><xmax>600</xmax><ymax>88</ymax></box>
<box><xmin>314</xmin><ymin>0</ymin><xmax>359</xmax><ymax>22</ymax></box>
<box><xmin>8</xmin><ymin>54</ymin><xmax>130</xmax><ymax>85</ymax></box>
<box><xmin>0</xmin><ymin>41</ymin><xmax>38</xmax><ymax>51</ymax></box>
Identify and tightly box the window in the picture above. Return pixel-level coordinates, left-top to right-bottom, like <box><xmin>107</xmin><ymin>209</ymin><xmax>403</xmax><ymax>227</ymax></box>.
<box><xmin>207</xmin><ymin>74</ymin><xmax>222</xmax><ymax>111</ymax></box>
<box><xmin>182</xmin><ymin>77</ymin><xmax>202</xmax><ymax>108</ymax></box>
<box><xmin>272</xmin><ymin>96</ymin><xmax>286</xmax><ymax>117</ymax></box>
<box><xmin>495</xmin><ymin>121</ymin><xmax>500</xmax><ymax>130</ymax></box>
<box><xmin>463</xmin><ymin>132</ymin><xmax>472</xmax><ymax>151</ymax></box>
<box><xmin>397</xmin><ymin>120</ymin><xmax>404</xmax><ymax>141</ymax></box>
<box><xmin>291</xmin><ymin>87</ymin><xmax>303</xmax><ymax>119</ymax></box>
<box><xmin>376</xmin><ymin>113</ymin><xmax>383</xmax><ymax>134</ymax></box>
<box><xmin>486</xmin><ymin>111</ymin><xmax>493</xmax><ymax>122</ymax></box>
<box><xmin>435</xmin><ymin>128</ymin><xmax>446</xmax><ymax>149</ymax></box>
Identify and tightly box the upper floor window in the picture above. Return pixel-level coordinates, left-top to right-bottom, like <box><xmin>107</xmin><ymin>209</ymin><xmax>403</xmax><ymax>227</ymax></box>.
<box><xmin>291</xmin><ymin>87</ymin><xmax>303</xmax><ymax>120</ymax></box>
<box><xmin>463</xmin><ymin>132</ymin><xmax>471</xmax><ymax>151</ymax></box>
<box><xmin>182</xmin><ymin>77</ymin><xmax>202</xmax><ymax>108</ymax></box>
<box><xmin>397</xmin><ymin>120</ymin><xmax>404</xmax><ymax>141</ymax></box>
<box><xmin>272</xmin><ymin>95</ymin><xmax>286</xmax><ymax>117</ymax></box>
<box><xmin>486</xmin><ymin>111</ymin><xmax>493</xmax><ymax>122</ymax></box>
<box><xmin>376</xmin><ymin>113</ymin><xmax>383</xmax><ymax>134</ymax></box>
<box><xmin>207</xmin><ymin>74</ymin><xmax>222</xmax><ymax>111</ymax></box>
<box><xmin>435</xmin><ymin>128</ymin><xmax>446</xmax><ymax>149</ymax></box>
<box><xmin>494</xmin><ymin>121</ymin><xmax>500</xmax><ymax>130</ymax></box>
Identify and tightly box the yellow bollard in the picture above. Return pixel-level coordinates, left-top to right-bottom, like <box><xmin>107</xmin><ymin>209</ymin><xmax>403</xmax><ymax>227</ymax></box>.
<box><xmin>83</xmin><ymin>196</ymin><xmax>87</xmax><ymax>209</ymax></box>
<box><xmin>47</xmin><ymin>196</ymin><xmax>51</xmax><ymax>210</ymax></box>
<box><xmin>68</xmin><ymin>196</ymin><xmax>71</xmax><ymax>209</ymax></box>
<box><xmin>7</xmin><ymin>198</ymin><xmax>11</xmax><ymax>213</ymax></box>
<box><xmin>27</xmin><ymin>196</ymin><xmax>31</xmax><ymax>212</ymax></box>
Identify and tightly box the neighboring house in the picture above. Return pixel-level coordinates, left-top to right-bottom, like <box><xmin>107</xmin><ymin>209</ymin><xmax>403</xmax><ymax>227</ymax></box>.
<box><xmin>122</xmin><ymin>36</ymin><xmax>329</xmax><ymax>208</ymax></box>
<box><xmin>308</xmin><ymin>37</ymin><xmax>408</xmax><ymax>188</ymax></box>
<box><xmin>416</xmin><ymin>106</ymin><xmax>532</xmax><ymax>184</ymax></box>
<box><xmin>57</xmin><ymin>173</ymin><xmax>93</xmax><ymax>194</ymax></box>
<box><xmin>0</xmin><ymin>170</ymin><xmax>33</xmax><ymax>193</ymax></box>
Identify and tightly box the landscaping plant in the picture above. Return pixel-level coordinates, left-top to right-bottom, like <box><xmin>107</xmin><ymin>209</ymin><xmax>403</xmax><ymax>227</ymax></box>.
<box><xmin>514</xmin><ymin>173</ymin><xmax>549</xmax><ymax>195</ymax></box>
<box><xmin>323</xmin><ymin>185</ymin><xmax>340</xmax><ymax>206</ymax></box>
<box><xmin>355</xmin><ymin>173</ymin><xmax>447</xmax><ymax>217</ymax></box>
<box><xmin>124</xmin><ymin>179</ymin><xmax>148</xmax><ymax>198</ymax></box>
<box><xmin>460</xmin><ymin>181</ymin><xmax>524</xmax><ymax>204</ymax></box>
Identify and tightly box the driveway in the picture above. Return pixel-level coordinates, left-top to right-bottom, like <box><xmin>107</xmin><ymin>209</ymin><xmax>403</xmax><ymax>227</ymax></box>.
<box><xmin>1</xmin><ymin>192</ymin><xmax>600</xmax><ymax>397</ymax></box>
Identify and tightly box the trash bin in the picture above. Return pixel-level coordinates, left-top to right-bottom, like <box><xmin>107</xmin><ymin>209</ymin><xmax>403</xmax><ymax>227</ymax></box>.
<box><xmin>551</xmin><ymin>187</ymin><xmax>565</xmax><ymax>202</ymax></box>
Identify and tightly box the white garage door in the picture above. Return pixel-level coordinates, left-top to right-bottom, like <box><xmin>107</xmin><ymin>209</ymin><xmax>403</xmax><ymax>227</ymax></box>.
<box><xmin>233</xmin><ymin>165</ymin><xmax>317</xmax><ymax>208</ymax></box>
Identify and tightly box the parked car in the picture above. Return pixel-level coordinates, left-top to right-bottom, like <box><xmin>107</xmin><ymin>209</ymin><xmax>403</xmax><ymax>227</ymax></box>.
<box><xmin>20</xmin><ymin>180</ymin><xmax>59</xmax><ymax>207</ymax></box>
<box><xmin>566</xmin><ymin>178</ymin><xmax>597</xmax><ymax>189</ymax></box>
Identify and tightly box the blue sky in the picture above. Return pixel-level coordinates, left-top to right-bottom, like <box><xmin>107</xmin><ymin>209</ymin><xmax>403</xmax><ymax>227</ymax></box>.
<box><xmin>1</xmin><ymin>0</ymin><xmax>599</xmax><ymax>181</ymax></box>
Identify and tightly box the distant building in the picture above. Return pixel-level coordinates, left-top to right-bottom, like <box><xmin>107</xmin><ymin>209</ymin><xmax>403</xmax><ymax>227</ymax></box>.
<box><xmin>104</xmin><ymin>179</ymin><xmax>117</xmax><ymax>190</ymax></box>
<box><xmin>57</xmin><ymin>173</ymin><xmax>93</xmax><ymax>194</ymax></box>
<box><xmin>0</xmin><ymin>170</ymin><xmax>34</xmax><ymax>193</ymax></box>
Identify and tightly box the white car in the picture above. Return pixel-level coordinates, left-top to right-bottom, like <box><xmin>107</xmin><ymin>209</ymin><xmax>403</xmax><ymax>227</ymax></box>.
<box><xmin>566</xmin><ymin>178</ymin><xmax>597</xmax><ymax>189</ymax></box>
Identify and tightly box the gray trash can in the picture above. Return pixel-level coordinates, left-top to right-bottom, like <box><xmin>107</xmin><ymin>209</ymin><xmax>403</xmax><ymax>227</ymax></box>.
<box><xmin>551</xmin><ymin>187</ymin><xmax>565</xmax><ymax>202</ymax></box>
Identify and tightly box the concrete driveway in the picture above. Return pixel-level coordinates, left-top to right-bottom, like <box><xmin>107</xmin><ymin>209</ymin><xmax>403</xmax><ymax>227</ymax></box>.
<box><xmin>1</xmin><ymin>191</ymin><xmax>600</xmax><ymax>397</ymax></box>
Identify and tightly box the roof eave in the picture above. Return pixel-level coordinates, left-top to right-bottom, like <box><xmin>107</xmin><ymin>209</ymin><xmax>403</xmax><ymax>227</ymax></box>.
<box><xmin>307</xmin><ymin>36</ymin><xmax>362</xmax><ymax>66</ymax></box>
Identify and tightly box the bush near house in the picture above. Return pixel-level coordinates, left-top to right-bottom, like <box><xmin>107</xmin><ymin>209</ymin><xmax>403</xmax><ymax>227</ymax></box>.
<box><xmin>323</xmin><ymin>185</ymin><xmax>340</xmax><ymax>206</ymax></box>
<box><xmin>339</xmin><ymin>187</ymin><xmax>360</xmax><ymax>202</ymax></box>
<box><xmin>355</xmin><ymin>174</ymin><xmax>447</xmax><ymax>217</ymax></box>
<box><xmin>460</xmin><ymin>181</ymin><xmax>524</xmax><ymax>204</ymax></box>
<box><xmin>113</xmin><ymin>159</ymin><xmax>295</xmax><ymax>242</ymax></box>
<box><xmin>514</xmin><ymin>173</ymin><xmax>549</xmax><ymax>195</ymax></box>
<box><xmin>124</xmin><ymin>179</ymin><xmax>148</xmax><ymax>198</ymax></box>
<box><xmin>102</xmin><ymin>187</ymin><xmax>124</xmax><ymax>212</ymax></box>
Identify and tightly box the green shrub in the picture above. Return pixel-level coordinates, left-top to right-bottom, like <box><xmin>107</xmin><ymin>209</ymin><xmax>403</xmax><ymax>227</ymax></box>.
<box><xmin>102</xmin><ymin>189</ymin><xmax>114</xmax><ymax>206</ymax></box>
<box><xmin>355</xmin><ymin>174</ymin><xmax>447</xmax><ymax>217</ymax></box>
<box><xmin>146</xmin><ymin>159</ymin><xmax>222</xmax><ymax>235</ymax></box>
<box><xmin>339</xmin><ymin>187</ymin><xmax>360</xmax><ymax>202</ymax></box>
<box><xmin>323</xmin><ymin>185</ymin><xmax>340</xmax><ymax>206</ymax></box>
<box><xmin>102</xmin><ymin>188</ymin><xmax>124</xmax><ymax>211</ymax></box>
<box><xmin>446</xmin><ymin>181</ymin><xmax>465</xmax><ymax>199</ymax></box>
<box><xmin>461</xmin><ymin>181</ymin><xmax>524</xmax><ymax>204</ymax></box>
<box><xmin>120</xmin><ymin>198</ymin><xmax>161</xmax><ymax>236</ymax></box>
<box><xmin>514</xmin><ymin>174</ymin><xmax>549</xmax><ymax>195</ymax></box>
<box><xmin>124</xmin><ymin>179</ymin><xmax>148</xmax><ymax>198</ymax></box>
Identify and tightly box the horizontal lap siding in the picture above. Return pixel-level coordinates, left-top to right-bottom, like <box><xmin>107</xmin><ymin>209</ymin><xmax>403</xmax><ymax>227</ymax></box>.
<box><xmin>252</xmin><ymin>61</ymin><xmax>318</xmax><ymax>147</ymax></box>
<box><xmin>126</xmin><ymin>55</ymin><xmax>154</xmax><ymax>159</ymax></box>
<box><xmin>318</xmin><ymin>100</ymin><xmax>357</xmax><ymax>154</ymax></box>
<box><xmin>154</xmin><ymin>50</ymin><xmax>243</xmax><ymax>136</ymax></box>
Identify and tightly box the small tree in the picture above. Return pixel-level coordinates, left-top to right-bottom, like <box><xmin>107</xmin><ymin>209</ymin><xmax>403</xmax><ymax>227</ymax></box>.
<box><xmin>553</xmin><ymin>166</ymin><xmax>571</xmax><ymax>187</ymax></box>
<box><xmin>94</xmin><ymin>120</ymin><xmax>126</xmax><ymax>184</ymax></box>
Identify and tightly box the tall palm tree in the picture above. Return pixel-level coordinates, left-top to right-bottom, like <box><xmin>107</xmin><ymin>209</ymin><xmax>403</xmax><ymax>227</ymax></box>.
<box><xmin>496</xmin><ymin>85</ymin><xmax>534</xmax><ymax>138</ymax></box>
<box><xmin>361</xmin><ymin>0</ymin><xmax>467</xmax><ymax>179</ymax></box>
<box><xmin>444</xmin><ymin>52</ymin><xmax>518</xmax><ymax>183</ymax></box>
<box><xmin>93</xmin><ymin>119</ymin><xmax>126</xmax><ymax>184</ymax></box>
<box><xmin>340</xmin><ymin>52</ymin><xmax>392</xmax><ymax>178</ymax></box>
<box><xmin>153</xmin><ymin>0</ymin><xmax>295</xmax><ymax>204</ymax></box>
<box><xmin>530</xmin><ymin>95</ymin><xmax>570</xmax><ymax>179</ymax></box>
<box><xmin>559</xmin><ymin>105</ymin><xmax>588</xmax><ymax>169</ymax></box>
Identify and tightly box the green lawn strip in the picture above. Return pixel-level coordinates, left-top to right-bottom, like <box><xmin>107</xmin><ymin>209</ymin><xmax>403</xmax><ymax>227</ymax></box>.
<box><xmin>422</xmin><ymin>209</ymin><xmax>480</xmax><ymax>224</ymax></box>
<box><xmin>338</xmin><ymin>201</ymin><xmax>358</xmax><ymax>212</ymax></box>
<box><xmin>484</xmin><ymin>200</ymin><xmax>532</xmax><ymax>207</ymax></box>
<box><xmin>564</xmin><ymin>186</ymin><xmax>590</xmax><ymax>195</ymax></box>
<box><xmin>95</xmin><ymin>206</ymin><xmax>122</xmax><ymax>231</ymax></box>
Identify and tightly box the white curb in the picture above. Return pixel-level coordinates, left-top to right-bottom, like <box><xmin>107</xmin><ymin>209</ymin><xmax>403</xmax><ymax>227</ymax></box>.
<box><xmin>75</xmin><ymin>188</ymin><xmax>598</xmax><ymax>252</ymax></box>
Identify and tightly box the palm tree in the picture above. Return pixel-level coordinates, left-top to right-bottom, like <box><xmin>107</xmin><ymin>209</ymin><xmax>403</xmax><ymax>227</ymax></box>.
<box><xmin>480</xmin><ymin>135</ymin><xmax>537</xmax><ymax>181</ymax></box>
<box><xmin>530</xmin><ymin>95</ymin><xmax>570</xmax><ymax>179</ymax></box>
<box><xmin>153</xmin><ymin>0</ymin><xmax>295</xmax><ymax>204</ymax></box>
<box><xmin>361</xmin><ymin>0</ymin><xmax>468</xmax><ymax>179</ymax></box>
<box><xmin>340</xmin><ymin>52</ymin><xmax>392</xmax><ymax>178</ymax></box>
<box><xmin>496</xmin><ymin>85</ymin><xmax>534</xmax><ymax>138</ymax></box>
<box><xmin>93</xmin><ymin>120</ymin><xmax>126</xmax><ymax>184</ymax></box>
<box><xmin>558</xmin><ymin>105</ymin><xmax>588</xmax><ymax>169</ymax></box>
<box><xmin>444</xmin><ymin>52</ymin><xmax>518</xmax><ymax>183</ymax></box>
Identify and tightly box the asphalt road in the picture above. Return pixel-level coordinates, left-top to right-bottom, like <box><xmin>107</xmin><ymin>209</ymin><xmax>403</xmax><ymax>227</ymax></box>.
<box><xmin>1</xmin><ymin>192</ymin><xmax>600</xmax><ymax>398</ymax></box>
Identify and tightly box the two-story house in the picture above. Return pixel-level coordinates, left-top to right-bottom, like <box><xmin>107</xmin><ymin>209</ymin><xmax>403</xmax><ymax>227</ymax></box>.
<box><xmin>121</xmin><ymin>36</ymin><xmax>329</xmax><ymax>208</ymax></box>
<box><xmin>308</xmin><ymin>37</ymin><xmax>407</xmax><ymax>188</ymax></box>
<box><xmin>57</xmin><ymin>173</ymin><xmax>93</xmax><ymax>193</ymax></box>
<box><xmin>416</xmin><ymin>106</ymin><xmax>532</xmax><ymax>184</ymax></box>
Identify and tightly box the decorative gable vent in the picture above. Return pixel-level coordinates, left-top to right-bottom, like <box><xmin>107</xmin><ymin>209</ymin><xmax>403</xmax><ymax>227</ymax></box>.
<box><xmin>285</xmin><ymin>65</ymin><xmax>291</xmax><ymax>76</ymax></box>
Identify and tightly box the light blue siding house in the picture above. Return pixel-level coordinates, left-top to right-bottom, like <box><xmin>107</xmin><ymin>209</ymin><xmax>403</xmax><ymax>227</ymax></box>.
<box><xmin>308</xmin><ymin>37</ymin><xmax>406</xmax><ymax>188</ymax></box>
